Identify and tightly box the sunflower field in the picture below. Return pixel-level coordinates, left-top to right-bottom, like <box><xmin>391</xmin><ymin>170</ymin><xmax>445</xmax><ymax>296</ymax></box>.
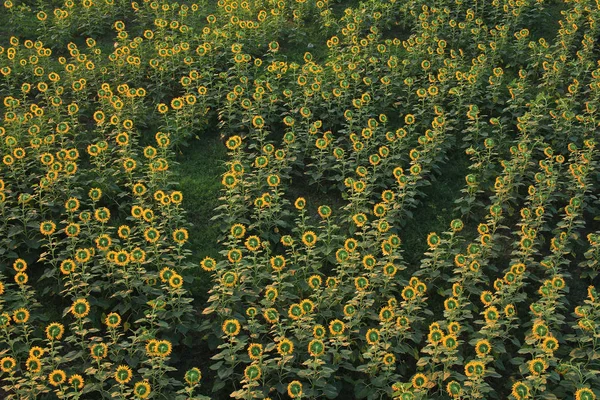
<box><xmin>1</xmin><ymin>0</ymin><xmax>600</xmax><ymax>398</ymax></box>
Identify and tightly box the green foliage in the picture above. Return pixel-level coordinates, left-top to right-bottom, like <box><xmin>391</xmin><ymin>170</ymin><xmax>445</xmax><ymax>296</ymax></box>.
<box><xmin>1</xmin><ymin>0</ymin><xmax>600</xmax><ymax>399</ymax></box>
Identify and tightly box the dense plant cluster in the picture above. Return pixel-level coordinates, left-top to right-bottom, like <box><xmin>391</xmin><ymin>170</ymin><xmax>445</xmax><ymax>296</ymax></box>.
<box><xmin>0</xmin><ymin>0</ymin><xmax>599</xmax><ymax>399</ymax></box>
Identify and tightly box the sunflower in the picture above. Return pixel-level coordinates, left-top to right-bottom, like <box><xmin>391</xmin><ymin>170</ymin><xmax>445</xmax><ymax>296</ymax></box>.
<box><xmin>353</xmin><ymin>180</ymin><xmax>366</xmax><ymax>192</ymax></box>
<box><xmin>427</xmin><ymin>329</ymin><xmax>444</xmax><ymax>345</ymax></box>
<box><xmin>157</xmin><ymin>103</ymin><xmax>168</xmax><ymax>114</ymax></box>
<box><xmin>352</xmin><ymin>213</ymin><xmax>368</xmax><ymax>227</ymax></box>
<box><xmin>262</xmin><ymin>307</ymin><xmax>278</xmax><ymax>324</ymax></box>
<box><xmin>29</xmin><ymin>346</ymin><xmax>44</xmax><ymax>359</ymax></box>
<box><xmin>60</xmin><ymin>259</ymin><xmax>76</xmax><ymax>275</ymax></box>
<box><xmin>71</xmin><ymin>298</ymin><xmax>91</xmax><ymax>319</ymax></box>
<box><xmin>94</xmin><ymin>207</ymin><xmax>111</xmax><ymax>223</ymax></box>
<box><xmin>75</xmin><ymin>248</ymin><xmax>91</xmax><ymax>264</ymax></box>
<box><xmin>343</xmin><ymin>238</ymin><xmax>357</xmax><ymax>253</ymax></box>
<box><xmin>0</xmin><ymin>356</ymin><xmax>16</xmax><ymax>373</ymax></box>
<box><xmin>65</xmin><ymin>223</ymin><xmax>81</xmax><ymax>238</ymax></box>
<box><xmin>444</xmin><ymin>297</ymin><xmax>460</xmax><ymax>311</ymax></box>
<box><xmin>277</xmin><ymin>338</ymin><xmax>294</xmax><ymax>356</ymax></box>
<box><xmin>382</xmin><ymin>263</ymin><xmax>397</xmax><ymax>277</ymax></box>
<box><xmin>366</xmin><ymin>328</ymin><xmax>380</xmax><ymax>345</ymax></box>
<box><xmin>446</xmin><ymin>381</ymin><xmax>462</xmax><ymax>398</ymax></box>
<box><xmin>532</xmin><ymin>322</ymin><xmax>549</xmax><ymax>339</ymax></box>
<box><xmin>306</xmin><ymin>274</ymin><xmax>322</xmax><ymax>290</ymax></box>
<box><xmin>381</xmin><ymin>240</ymin><xmax>393</xmax><ymax>255</ymax></box>
<box><xmin>285</xmin><ymin>381</ymin><xmax>303</xmax><ymax>399</ymax></box>
<box><xmin>15</xmin><ymin>272</ymin><xmax>29</xmax><ymax>285</ymax></box>
<box><xmin>130</xmin><ymin>248</ymin><xmax>145</xmax><ymax>264</ymax></box>
<box><xmin>483</xmin><ymin>306</ymin><xmax>499</xmax><ymax>325</ymax></box>
<box><xmin>93</xmin><ymin>110</ymin><xmax>105</xmax><ymax>123</ymax></box>
<box><xmin>588</xmin><ymin>286</ymin><xmax>597</xmax><ymax>302</ymax></box>
<box><xmin>245</xmin><ymin>235</ymin><xmax>261</xmax><ymax>252</ymax></box>
<box><xmin>227</xmin><ymin>249</ymin><xmax>242</xmax><ymax>264</ymax></box>
<box><xmin>328</xmin><ymin>319</ymin><xmax>346</xmax><ymax>336</ymax></box>
<box><xmin>480</xmin><ymin>291</ymin><xmax>494</xmax><ymax>306</ymax></box>
<box><xmin>0</xmin><ymin>312</ymin><xmax>9</xmax><ymax>328</ymax></box>
<box><xmin>133</xmin><ymin>380</ymin><xmax>151</xmax><ymax>398</ymax></box>
<box><xmin>247</xmin><ymin>343</ymin><xmax>263</xmax><ymax>360</ymax></box>
<box><xmin>25</xmin><ymin>357</ymin><xmax>42</xmax><ymax>373</ymax></box>
<box><xmin>552</xmin><ymin>276</ymin><xmax>566</xmax><ymax>290</ymax></box>
<box><xmin>142</xmin><ymin>208</ymin><xmax>154</xmax><ymax>223</ymax></box>
<box><xmin>575</xmin><ymin>388</ymin><xmax>596</xmax><ymax>400</ymax></box>
<box><xmin>168</xmin><ymin>274</ymin><xmax>183</xmax><ymax>289</ymax></box>
<box><xmin>300</xmin><ymin>299</ymin><xmax>315</xmax><ymax>314</ymax></box>
<box><xmin>143</xmin><ymin>339</ymin><xmax>159</xmax><ymax>357</ymax></box>
<box><xmin>221</xmin><ymin>172</ymin><xmax>238</xmax><ymax>189</ymax></box>
<box><xmin>114</xmin><ymin>250</ymin><xmax>130</xmax><ymax>267</ymax></box>
<box><xmin>143</xmin><ymin>228</ymin><xmax>160</xmax><ymax>244</ymax></box>
<box><xmin>48</xmin><ymin>369</ymin><xmax>67</xmax><ymax>386</ymax></box>
<box><xmin>156</xmin><ymin>340</ymin><xmax>172</xmax><ymax>357</ymax></box>
<box><xmin>222</xmin><ymin>319</ymin><xmax>241</xmax><ymax>337</ymax></box>
<box><xmin>335</xmin><ymin>248</ymin><xmax>349</xmax><ymax>263</ymax></box>
<box><xmin>307</xmin><ymin>339</ymin><xmax>324</xmax><ymax>357</ymax></box>
<box><xmin>184</xmin><ymin>368</ymin><xmax>202</xmax><ymax>386</ymax></box>
<box><xmin>252</xmin><ymin>115</ymin><xmax>265</xmax><ymax>128</ymax></box>
<box><xmin>121</xmin><ymin>158</ymin><xmax>136</xmax><ymax>173</ymax></box>
<box><xmin>114</xmin><ymin>365</ymin><xmax>133</xmax><ymax>384</ymax></box>
<box><xmin>94</xmin><ymin>234</ymin><xmax>111</xmax><ymax>251</ymax></box>
<box><xmin>40</xmin><ymin>220</ymin><xmax>56</xmax><ymax>235</ymax></box>
<box><xmin>443</xmin><ymin>334</ymin><xmax>459</xmax><ymax>351</ymax></box>
<box><xmin>450</xmin><ymin>219</ymin><xmax>464</xmax><ymax>232</ymax></box>
<box><xmin>69</xmin><ymin>374</ymin><xmax>84</xmax><ymax>390</ymax></box>
<box><xmin>158</xmin><ymin>267</ymin><xmax>173</xmax><ymax>283</ymax></box>
<box><xmin>511</xmin><ymin>381</ymin><xmax>530</xmax><ymax>400</ymax></box>
<box><xmin>244</xmin><ymin>365</ymin><xmax>261</xmax><ymax>381</ymax></box>
<box><xmin>13</xmin><ymin>308</ymin><xmax>30</xmax><ymax>323</ymax></box>
<box><xmin>269</xmin><ymin>255</ymin><xmax>286</xmax><ymax>272</ymax></box>
<box><xmin>200</xmin><ymin>257</ymin><xmax>217</xmax><ymax>272</ymax></box>
<box><xmin>267</xmin><ymin>174</ymin><xmax>280</xmax><ymax>187</ymax></box>
<box><xmin>528</xmin><ymin>358</ymin><xmax>547</xmax><ymax>375</ymax></box>
<box><xmin>426</xmin><ymin>232</ymin><xmax>441</xmax><ymax>248</ymax></box>
<box><xmin>401</xmin><ymin>286</ymin><xmax>416</xmax><ymax>301</ymax></box>
<box><xmin>362</xmin><ymin>254</ymin><xmax>376</xmax><ymax>270</ymax></box>
<box><xmin>541</xmin><ymin>336</ymin><xmax>559</xmax><ymax>353</ymax></box>
<box><xmin>172</xmin><ymin>228</ymin><xmax>189</xmax><ymax>245</ymax></box>
<box><xmin>294</xmin><ymin>197</ymin><xmax>306</xmax><ymax>210</ymax></box>
<box><xmin>116</xmin><ymin>225</ymin><xmax>130</xmax><ymax>240</ymax></box>
<box><xmin>105</xmin><ymin>312</ymin><xmax>121</xmax><ymax>328</ymax></box>
<box><xmin>46</xmin><ymin>322</ymin><xmax>65</xmax><ymax>340</ymax></box>
<box><xmin>221</xmin><ymin>271</ymin><xmax>238</xmax><ymax>288</ymax></box>
<box><xmin>115</xmin><ymin>132</ymin><xmax>129</xmax><ymax>146</ymax></box>
<box><xmin>2</xmin><ymin>154</ymin><xmax>15</xmax><ymax>166</ymax></box>
<box><xmin>412</xmin><ymin>373</ymin><xmax>428</xmax><ymax>389</ymax></box>
<box><xmin>475</xmin><ymin>339</ymin><xmax>491</xmax><ymax>357</ymax></box>
<box><xmin>288</xmin><ymin>303</ymin><xmax>304</xmax><ymax>321</ymax></box>
<box><xmin>354</xmin><ymin>276</ymin><xmax>369</xmax><ymax>291</ymax></box>
<box><xmin>382</xmin><ymin>352</ymin><xmax>396</xmax><ymax>366</ymax></box>
<box><xmin>317</xmin><ymin>205</ymin><xmax>332</xmax><ymax>219</ymax></box>
<box><xmin>301</xmin><ymin>231</ymin><xmax>317</xmax><ymax>247</ymax></box>
<box><xmin>167</xmin><ymin>190</ymin><xmax>183</xmax><ymax>205</ymax></box>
